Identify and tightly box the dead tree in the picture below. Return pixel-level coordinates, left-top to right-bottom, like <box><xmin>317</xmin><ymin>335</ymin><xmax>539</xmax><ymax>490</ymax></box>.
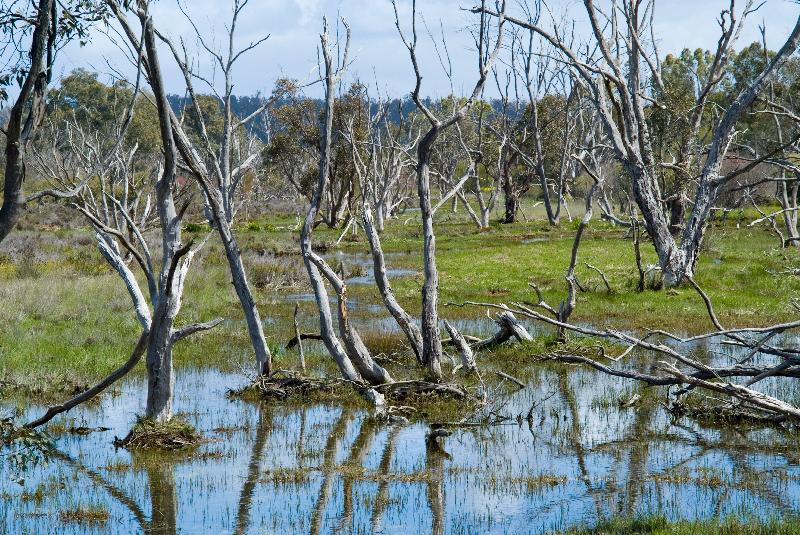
<box><xmin>300</xmin><ymin>18</ymin><xmax>392</xmax><ymax>385</ymax></box>
<box><xmin>342</xmin><ymin>105</ymin><xmax>425</xmax><ymax>363</ymax></box>
<box><xmin>393</xmin><ymin>0</ymin><xmax>507</xmax><ymax>380</ymax></box>
<box><xmin>739</xmin><ymin>74</ymin><xmax>800</xmax><ymax>246</ymax></box>
<box><xmin>457</xmin><ymin>111</ymin><xmax>501</xmax><ymax>230</ymax></box>
<box><xmin>478</xmin><ymin>2</ymin><xmax>800</xmax><ymax>285</ymax></box>
<box><xmin>109</xmin><ymin>1</ymin><xmax>219</xmax><ymax>422</ymax></box>
<box><xmin>508</xmin><ymin>25</ymin><xmax>582</xmax><ymax>225</ymax></box>
<box><xmin>347</xmin><ymin>100</ymin><xmax>418</xmax><ymax>233</ymax></box>
<box><xmin>525</xmin><ymin>155</ymin><xmax>603</xmax><ymax>339</ymax></box>
<box><xmin>154</xmin><ymin>0</ymin><xmax>275</xmax><ymax>375</ymax></box>
<box><xmin>463</xmin><ymin>272</ymin><xmax>800</xmax><ymax>421</ymax></box>
<box><xmin>104</xmin><ymin>0</ymin><xmax>275</xmax><ymax>376</ymax></box>
<box><xmin>27</xmin><ymin>29</ymin><xmax>219</xmax><ymax>427</ymax></box>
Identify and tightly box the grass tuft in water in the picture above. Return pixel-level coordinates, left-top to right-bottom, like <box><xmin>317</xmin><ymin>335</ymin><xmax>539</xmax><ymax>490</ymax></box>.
<box><xmin>113</xmin><ymin>416</ymin><xmax>203</xmax><ymax>450</ymax></box>
<box><xmin>58</xmin><ymin>506</ymin><xmax>110</xmax><ymax>525</ymax></box>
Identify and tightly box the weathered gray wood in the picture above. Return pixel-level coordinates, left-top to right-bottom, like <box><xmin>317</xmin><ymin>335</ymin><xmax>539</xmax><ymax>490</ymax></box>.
<box><xmin>297</xmin><ymin>20</ymin><xmax>367</xmax><ymax>383</ymax></box>
<box><xmin>363</xmin><ymin>206</ymin><xmax>424</xmax><ymax>363</ymax></box>
<box><xmin>443</xmin><ymin>320</ymin><xmax>476</xmax><ymax>372</ymax></box>
<box><xmin>155</xmin><ymin>10</ymin><xmax>274</xmax><ymax>376</ymax></box>
<box><xmin>25</xmin><ymin>333</ymin><xmax>149</xmax><ymax>429</ymax></box>
<box><xmin>141</xmin><ymin>9</ymin><xmax>183</xmax><ymax>422</ymax></box>
<box><xmin>106</xmin><ymin>0</ymin><xmax>275</xmax><ymax>376</ymax></box>
<box><xmin>307</xmin><ymin>251</ymin><xmax>393</xmax><ymax>385</ymax></box>
<box><xmin>478</xmin><ymin>4</ymin><xmax>800</xmax><ymax>286</ymax></box>
<box><xmin>472</xmin><ymin>311</ymin><xmax>533</xmax><ymax>350</ymax></box>
<box><xmin>394</xmin><ymin>0</ymin><xmax>507</xmax><ymax>380</ymax></box>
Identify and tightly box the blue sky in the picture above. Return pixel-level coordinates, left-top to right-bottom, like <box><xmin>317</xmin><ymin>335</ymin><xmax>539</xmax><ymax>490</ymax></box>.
<box><xmin>53</xmin><ymin>0</ymin><xmax>800</xmax><ymax>99</ymax></box>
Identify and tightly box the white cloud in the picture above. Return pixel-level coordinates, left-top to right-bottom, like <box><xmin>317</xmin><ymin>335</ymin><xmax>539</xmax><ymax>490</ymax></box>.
<box><xmin>47</xmin><ymin>0</ymin><xmax>800</xmax><ymax>99</ymax></box>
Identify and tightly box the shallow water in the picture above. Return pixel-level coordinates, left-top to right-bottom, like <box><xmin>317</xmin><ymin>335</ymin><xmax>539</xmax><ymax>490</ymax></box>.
<box><xmin>4</xmin><ymin>351</ymin><xmax>800</xmax><ymax>534</ymax></box>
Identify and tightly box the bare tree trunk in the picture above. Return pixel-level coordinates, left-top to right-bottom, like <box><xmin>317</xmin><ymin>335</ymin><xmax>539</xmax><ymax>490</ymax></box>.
<box><xmin>147</xmin><ymin>3</ymin><xmax>274</xmax><ymax>376</ymax></box>
<box><xmin>0</xmin><ymin>0</ymin><xmax>54</xmax><ymax>244</ymax></box>
<box><xmin>531</xmin><ymin>101</ymin><xmax>558</xmax><ymax>226</ymax></box>
<box><xmin>396</xmin><ymin>0</ymin><xmax>506</xmax><ymax>379</ymax></box>
<box><xmin>299</xmin><ymin>20</ymin><xmax>362</xmax><ymax>383</ymax></box>
<box><xmin>145</xmin><ymin>308</ymin><xmax>176</xmax><ymax>422</ymax></box>
<box><xmin>502</xmin><ymin>171</ymin><xmax>519</xmax><ymax>224</ymax></box>
<box><xmin>142</xmin><ymin>9</ymin><xmax>183</xmax><ymax>422</ymax></box>
<box><xmin>417</xmin><ymin>138</ymin><xmax>445</xmax><ymax>380</ymax></box>
<box><xmin>307</xmin><ymin>252</ymin><xmax>393</xmax><ymax>384</ymax></box>
<box><xmin>780</xmin><ymin>180</ymin><xmax>800</xmax><ymax>246</ymax></box>
<box><xmin>216</xmin><ymin>217</ymin><xmax>272</xmax><ymax>374</ymax></box>
<box><xmin>363</xmin><ymin>206</ymin><xmax>424</xmax><ymax>363</ymax></box>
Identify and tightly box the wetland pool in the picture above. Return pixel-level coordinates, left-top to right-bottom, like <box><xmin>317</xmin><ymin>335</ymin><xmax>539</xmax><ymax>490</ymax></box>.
<box><xmin>4</xmin><ymin>354</ymin><xmax>800</xmax><ymax>534</ymax></box>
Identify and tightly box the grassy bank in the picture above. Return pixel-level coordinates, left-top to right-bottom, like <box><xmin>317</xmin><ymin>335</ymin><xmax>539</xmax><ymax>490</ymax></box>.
<box><xmin>1</xmin><ymin>200</ymin><xmax>798</xmax><ymax>400</ymax></box>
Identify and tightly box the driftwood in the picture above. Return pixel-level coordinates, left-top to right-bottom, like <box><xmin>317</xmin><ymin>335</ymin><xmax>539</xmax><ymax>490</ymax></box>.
<box><xmin>472</xmin><ymin>311</ymin><xmax>533</xmax><ymax>350</ymax></box>
<box><xmin>460</xmin><ymin>294</ymin><xmax>800</xmax><ymax>421</ymax></box>
<box><xmin>495</xmin><ymin>371</ymin><xmax>526</xmax><ymax>389</ymax></box>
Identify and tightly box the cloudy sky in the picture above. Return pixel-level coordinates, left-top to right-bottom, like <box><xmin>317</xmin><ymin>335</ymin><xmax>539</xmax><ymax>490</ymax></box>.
<box><xmin>54</xmin><ymin>0</ymin><xmax>800</xmax><ymax>99</ymax></box>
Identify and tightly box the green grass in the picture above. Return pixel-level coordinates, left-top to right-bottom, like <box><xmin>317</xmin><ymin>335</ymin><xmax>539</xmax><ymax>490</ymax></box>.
<box><xmin>566</xmin><ymin>514</ymin><xmax>800</xmax><ymax>534</ymax></box>
<box><xmin>1</xmin><ymin>199</ymin><xmax>798</xmax><ymax>400</ymax></box>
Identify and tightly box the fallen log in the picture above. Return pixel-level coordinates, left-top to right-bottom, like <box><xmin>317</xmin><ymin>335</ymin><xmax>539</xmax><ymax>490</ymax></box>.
<box><xmin>285</xmin><ymin>333</ymin><xmax>325</xmax><ymax>349</ymax></box>
<box><xmin>472</xmin><ymin>311</ymin><xmax>533</xmax><ymax>350</ymax></box>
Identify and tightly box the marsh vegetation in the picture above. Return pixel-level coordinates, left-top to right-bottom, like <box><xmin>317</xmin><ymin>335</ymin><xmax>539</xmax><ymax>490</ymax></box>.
<box><xmin>3</xmin><ymin>0</ymin><xmax>800</xmax><ymax>533</ymax></box>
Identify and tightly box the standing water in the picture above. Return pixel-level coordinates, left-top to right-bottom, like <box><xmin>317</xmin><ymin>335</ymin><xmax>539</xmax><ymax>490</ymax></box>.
<box><xmin>3</xmin><ymin>353</ymin><xmax>800</xmax><ymax>534</ymax></box>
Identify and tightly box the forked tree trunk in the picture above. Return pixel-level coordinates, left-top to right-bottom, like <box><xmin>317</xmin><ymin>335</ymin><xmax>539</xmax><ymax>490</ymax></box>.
<box><xmin>298</xmin><ymin>21</ymin><xmax>367</xmax><ymax>383</ymax></box>
<box><xmin>142</xmin><ymin>7</ymin><xmax>182</xmax><ymax>422</ymax></box>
